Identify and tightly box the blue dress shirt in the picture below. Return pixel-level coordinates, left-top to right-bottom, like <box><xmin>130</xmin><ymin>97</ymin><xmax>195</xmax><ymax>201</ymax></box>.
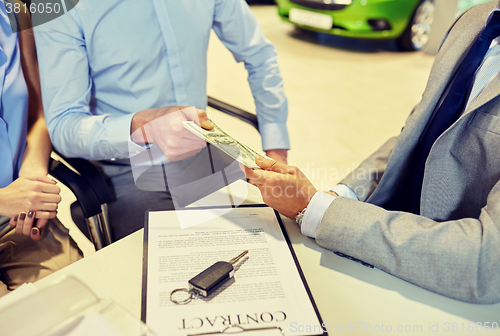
<box><xmin>302</xmin><ymin>5</ymin><xmax>500</xmax><ymax>238</ymax></box>
<box><xmin>0</xmin><ymin>2</ymin><xmax>28</xmax><ymax>188</ymax></box>
<box><xmin>33</xmin><ymin>0</ymin><xmax>289</xmax><ymax>161</ymax></box>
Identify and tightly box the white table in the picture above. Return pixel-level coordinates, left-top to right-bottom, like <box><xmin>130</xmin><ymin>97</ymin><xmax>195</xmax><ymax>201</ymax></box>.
<box><xmin>36</xmin><ymin>181</ymin><xmax>500</xmax><ymax>335</ymax></box>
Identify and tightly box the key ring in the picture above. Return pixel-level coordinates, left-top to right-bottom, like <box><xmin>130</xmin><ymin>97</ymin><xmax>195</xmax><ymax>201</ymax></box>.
<box><xmin>170</xmin><ymin>251</ymin><xmax>248</xmax><ymax>305</ymax></box>
<box><xmin>170</xmin><ymin>288</ymin><xmax>194</xmax><ymax>305</ymax></box>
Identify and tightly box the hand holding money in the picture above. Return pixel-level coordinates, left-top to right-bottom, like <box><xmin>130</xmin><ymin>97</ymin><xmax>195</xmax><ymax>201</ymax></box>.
<box><xmin>244</xmin><ymin>156</ymin><xmax>318</xmax><ymax>219</ymax></box>
<box><xmin>183</xmin><ymin>119</ymin><xmax>271</xmax><ymax>169</ymax></box>
<box><xmin>131</xmin><ymin>106</ymin><xmax>213</xmax><ymax>162</ymax></box>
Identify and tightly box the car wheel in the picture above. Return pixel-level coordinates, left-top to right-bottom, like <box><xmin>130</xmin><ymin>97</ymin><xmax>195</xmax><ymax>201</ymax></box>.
<box><xmin>397</xmin><ymin>0</ymin><xmax>435</xmax><ymax>51</ymax></box>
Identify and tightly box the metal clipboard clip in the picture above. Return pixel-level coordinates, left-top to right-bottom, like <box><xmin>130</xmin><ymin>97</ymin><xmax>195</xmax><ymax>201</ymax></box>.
<box><xmin>187</xmin><ymin>325</ymin><xmax>285</xmax><ymax>336</ymax></box>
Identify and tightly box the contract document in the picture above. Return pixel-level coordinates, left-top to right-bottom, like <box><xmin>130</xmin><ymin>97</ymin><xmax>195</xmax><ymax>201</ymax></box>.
<box><xmin>142</xmin><ymin>206</ymin><xmax>325</xmax><ymax>336</ymax></box>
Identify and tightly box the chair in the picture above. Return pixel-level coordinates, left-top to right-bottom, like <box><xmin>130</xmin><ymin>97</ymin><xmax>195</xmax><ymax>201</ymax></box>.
<box><xmin>207</xmin><ymin>96</ymin><xmax>258</xmax><ymax>130</ymax></box>
<box><xmin>49</xmin><ymin>97</ymin><xmax>258</xmax><ymax>250</ymax></box>
<box><xmin>49</xmin><ymin>155</ymin><xmax>113</xmax><ymax>250</ymax></box>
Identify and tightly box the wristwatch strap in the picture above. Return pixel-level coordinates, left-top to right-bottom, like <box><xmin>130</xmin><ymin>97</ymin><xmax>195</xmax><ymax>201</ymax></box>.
<box><xmin>295</xmin><ymin>208</ymin><xmax>306</xmax><ymax>228</ymax></box>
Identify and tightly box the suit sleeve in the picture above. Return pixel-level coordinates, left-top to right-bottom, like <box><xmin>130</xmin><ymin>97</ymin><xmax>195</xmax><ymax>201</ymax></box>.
<box><xmin>316</xmin><ymin>178</ymin><xmax>500</xmax><ymax>304</ymax></box>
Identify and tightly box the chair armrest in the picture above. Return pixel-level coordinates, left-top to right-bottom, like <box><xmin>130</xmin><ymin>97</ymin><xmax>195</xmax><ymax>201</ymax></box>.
<box><xmin>207</xmin><ymin>96</ymin><xmax>259</xmax><ymax>130</ymax></box>
<box><xmin>63</xmin><ymin>158</ymin><xmax>113</xmax><ymax>204</ymax></box>
<box><xmin>49</xmin><ymin>158</ymin><xmax>102</xmax><ymax>219</ymax></box>
<box><xmin>49</xmin><ymin>158</ymin><xmax>112</xmax><ymax>250</ymax></box>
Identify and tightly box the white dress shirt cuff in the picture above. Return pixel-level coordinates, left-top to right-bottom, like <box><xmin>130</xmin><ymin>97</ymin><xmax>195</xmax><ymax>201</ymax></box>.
<box><xmin>301</xmin><ymin>191</ymin><xmax>336</xmax><ymax>238</ymax></box>
<box><xmin>259</xmin><ymin>122</ymin><xmax>290</xmax><ymax>151</ymax></box>
<box><xmin>331</xmin><ymin>183</ymin><xmax>359</xmax><ymax>201</ymax></box>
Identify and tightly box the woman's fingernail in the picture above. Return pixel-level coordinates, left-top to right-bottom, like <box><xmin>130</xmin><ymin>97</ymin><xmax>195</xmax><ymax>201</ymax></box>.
<box><xmin>28</xmin><ymin>211</ymin><xmax>34</xmax><ymax>218</ymax></box>
<box><xmin>19</xmin><ymin>213</ymin><xmax>26</xmax><ymax>220</ymax></box>
<box><xmin>32</xmin><ymin>227</ymin><xmax>39</xmax><ymax>236</ymax></box>
<box><xmin>13</xmin><ymin>215</ymin><xmax>18</xmax><ymax>221</ymax></box>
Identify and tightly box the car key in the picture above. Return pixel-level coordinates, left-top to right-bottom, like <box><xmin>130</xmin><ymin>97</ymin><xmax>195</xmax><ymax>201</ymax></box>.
<box><xmin>188</xmin><ymin>250</ymin><xmax>248</xmax><ymax>297</ymax></box>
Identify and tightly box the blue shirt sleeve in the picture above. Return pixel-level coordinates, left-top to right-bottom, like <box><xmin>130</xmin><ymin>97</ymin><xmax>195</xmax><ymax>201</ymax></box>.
<box><xmin>34</xmin><ymin>11</ymin><xmax>135</xmax><ymax>160</ymax></box>
<box><xmin>332</xmin><ymin>183</ymin><xmax>360</xmax><ymax>200</ymax></box>
<box><xmin>212</xmin><ymin>0</ymin><xmax>290</xmax><ymax>151</ymax></box>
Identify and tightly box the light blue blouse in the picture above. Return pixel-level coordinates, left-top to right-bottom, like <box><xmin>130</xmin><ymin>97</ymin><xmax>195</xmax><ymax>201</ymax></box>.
<box><xmin>0</xmin><ymin>1</ymin><xmax>29</xmax><ymax>188</ymax></box>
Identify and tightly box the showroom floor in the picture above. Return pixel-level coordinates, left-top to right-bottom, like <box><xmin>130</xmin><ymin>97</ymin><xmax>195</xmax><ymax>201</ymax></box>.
<box><xmin>58</xmin><ymin>5</ymin><xmax>437</xmax><ymax>255</ymax></box>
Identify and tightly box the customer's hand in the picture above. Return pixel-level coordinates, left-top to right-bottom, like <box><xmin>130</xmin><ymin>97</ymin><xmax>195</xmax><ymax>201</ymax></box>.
<box><xmin>265</xmin><ymin>149</ymin><xmax>288</xmax><ymax>164</ymax></box>
<box><xmin>10</xmin><ymin>213</ymin><xmax>48</xmax><ymax>241</ymax></box>
<box><xmin>0</xmin><ymin>176</ymin><xmax>60</xmax><ymax>218</ymax></box>
<box><xmin>131</xmin><ymin>106</ymin><xmax>213</xmax><ymax>162</ymax></box>
<box><xmin>244</xmin><ymin>157</ymin><xmax>317</xmax><ymax>219</ymax></box>
<box><xmin>0</xmin><ymin>175</ymin><xmax>60</xmax><ymax>241</ymax></box>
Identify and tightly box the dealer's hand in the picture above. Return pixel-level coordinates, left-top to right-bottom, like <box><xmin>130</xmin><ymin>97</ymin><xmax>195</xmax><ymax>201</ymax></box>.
<box><xmin>244</xmin><ymin>157</ymin><xmax>317</xmax><ymax>219</ymax></box>
<box><xmin>131</xmin><ymin>106</ymin><xmax>213</xmax><ymax>162</ymax></box>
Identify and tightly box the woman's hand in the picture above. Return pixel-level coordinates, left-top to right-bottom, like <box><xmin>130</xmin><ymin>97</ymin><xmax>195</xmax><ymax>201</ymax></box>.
<box><xmin>9</xmin><ymin>212</ymin><xmax>48</xmax><ymax>241</ymax></box>
<box><xmin>0</xmin><ymin>175</ymin><xmax>61</xmax><ymax>240</ymax></box>
<box><xmin>0</xmin><ymin>175</ymin><xmax>61</xmax><ymax>218</ymax></box>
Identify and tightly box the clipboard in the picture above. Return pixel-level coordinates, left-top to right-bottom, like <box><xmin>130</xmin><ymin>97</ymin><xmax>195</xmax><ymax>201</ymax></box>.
<box><xmin>186</xmin><ymin>324</ymin><xmax>284</xmax><ymax>335</ymax></box>
<box><xmin>141</xmin><ymin>205</ymin><xmax>327</xmax><ymax>336</ymax></box>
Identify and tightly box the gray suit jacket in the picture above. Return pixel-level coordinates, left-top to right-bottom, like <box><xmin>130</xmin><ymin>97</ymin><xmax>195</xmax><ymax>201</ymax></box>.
<box><xmin>316</xmin><ymin>1</ymin><xmax>500</xmax><ymax>304</ymax></box>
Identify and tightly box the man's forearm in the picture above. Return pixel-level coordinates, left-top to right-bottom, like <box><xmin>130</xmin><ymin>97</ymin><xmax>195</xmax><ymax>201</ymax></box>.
<box><xmin>316</xmin><ymin>196</ymin><xmax>500</xmax><ymax>304</ymax></box>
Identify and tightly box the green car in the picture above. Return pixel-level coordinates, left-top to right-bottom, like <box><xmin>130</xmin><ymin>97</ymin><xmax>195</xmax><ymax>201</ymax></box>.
<box><xmin>276</xmin><ymin>0</ymin><xmax>434</xmax><ymax>51</ymax></box>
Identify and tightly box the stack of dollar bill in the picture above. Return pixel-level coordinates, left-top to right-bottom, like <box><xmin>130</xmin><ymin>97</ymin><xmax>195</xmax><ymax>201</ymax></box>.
<box><xmin>183</xmin><ymin>120</ymin><xmax>270</xmax><ymax>169</ymax></box>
